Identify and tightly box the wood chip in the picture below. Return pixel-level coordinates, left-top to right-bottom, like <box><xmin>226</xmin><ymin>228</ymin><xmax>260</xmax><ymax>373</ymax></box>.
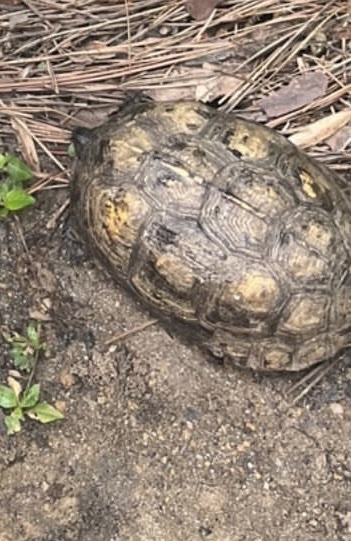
<box><xmin>146</xmin><ymin>65</ymin><xmax>241</xmax><ymax>103</ymax></box>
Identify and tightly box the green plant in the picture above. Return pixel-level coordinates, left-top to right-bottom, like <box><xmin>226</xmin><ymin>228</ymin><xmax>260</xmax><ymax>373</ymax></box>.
<box><xmin>68</xmin><ymin>142</ymin><xmax>76</xmax><ymax>158</ymax></box>
<box><xmin>0</xmin><ymin>378</ymin><xmax>64</xmax><ymax>435</ymax></box>
<box><xmin>2</xmin><ymin>321</ymin><xmax>45</xmax><ymax>372</ymax></box>
<box><xmin>0</xmin><ymin>153</ymin><xmax>35</xmax><ymax>218</ymax></box>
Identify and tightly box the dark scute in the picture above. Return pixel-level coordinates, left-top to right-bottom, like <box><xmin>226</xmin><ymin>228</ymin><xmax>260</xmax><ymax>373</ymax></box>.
<box><xmin>154</xmin><ymin>223</ymin><xmax>178</xmax><ymax>246</ymax></box>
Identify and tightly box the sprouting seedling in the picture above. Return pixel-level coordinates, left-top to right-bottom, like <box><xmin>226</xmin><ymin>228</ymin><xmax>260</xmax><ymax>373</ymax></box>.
<box><xmin>0</xmin><ymin>377</ymin><xmax>64</xmax><ymax>435</ymax></box>
<box><xmin>0</xmin><ymin>153</ymin><xmax>35</xmax><ymax>218</ymax></box>
<box><xmin>2</xmin><ymin>321</ymin><xmax>45</xmax><ymax>372</ymax></box>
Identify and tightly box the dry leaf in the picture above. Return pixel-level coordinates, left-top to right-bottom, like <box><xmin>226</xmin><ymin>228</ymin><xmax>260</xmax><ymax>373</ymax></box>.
<box><xmin>10</xmin><ymin>116</ymin><xmax>41</xmax><ymax>172</ymax></box>
<box><xmin>259</xmin><ymin>72</ymin><xmax>329</xmax><ymax>118</ymax></box>
<box><xmin>146</xmin><ymin>65</ymin><xmax>241</xmax><ymax>103</ymax></box>
<box><xmin>28</xmin><ymin>309</ymin><xmax>52</xmax><ymax>322</ymax></box>
<box><xmin>289</xmin><ymin>110</ymin><xmax>351</xmax><ymax>148</ymax></box>
<box><xmin>186</xmin><ymin>0</ymin><xmax>222</xmax><ymax>20</ymax></box>
<box><xmin>7</xmin><ymin>376</ymin><xmax>22</xmax><ymax>400</ymax></box>
<box><xmin>326</xmin><ymin>126</ymin><xmax>351</xmax><ymax>152</ymax></box>
<box><xmin>195</xmin><ymin>64</ymin><xmax>242</xmax><ymax>101</ymax></box>
<box><xmin>146</xmin><ymin>85</ymin><xmax>195</xmax><ymax>102</ymax></box>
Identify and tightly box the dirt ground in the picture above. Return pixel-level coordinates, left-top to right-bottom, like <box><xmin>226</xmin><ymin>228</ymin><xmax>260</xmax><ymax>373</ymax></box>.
<box><xmin>0</xmin><ymin>2</ymin><xmax>350</xmax><ymax>540</ymax></box>
<box><xmin>0</xmin><ymin>174</ymin><xmax>350</xmax><ymax>541</ymax></box>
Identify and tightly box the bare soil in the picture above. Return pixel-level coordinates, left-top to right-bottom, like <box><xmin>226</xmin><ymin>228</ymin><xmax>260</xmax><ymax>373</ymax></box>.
<box><xmin>0</xmin><ymin>177</ymin><xmax>350</xmax><ymax>541</ymax></box>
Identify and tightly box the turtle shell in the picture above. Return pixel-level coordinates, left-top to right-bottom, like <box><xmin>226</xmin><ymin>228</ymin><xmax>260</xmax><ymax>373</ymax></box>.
<box><xmin>71</xmin><ymin>100</ymin><xmax>351</xmax><ymax>371</ymax></box>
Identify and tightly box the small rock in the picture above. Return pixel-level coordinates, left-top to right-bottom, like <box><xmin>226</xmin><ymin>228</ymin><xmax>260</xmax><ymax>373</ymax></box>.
<box><xmin>329</xmin><ymin>403</ymin><xmax>344</xmax><ymax>416</ymax></box>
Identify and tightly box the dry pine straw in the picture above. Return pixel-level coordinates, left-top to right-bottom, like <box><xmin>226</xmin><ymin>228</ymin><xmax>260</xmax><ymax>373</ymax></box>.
<box><xmin>0</xmin><ymin>0</ymin><xmax>350</xmax><ymax>191</ymax></box>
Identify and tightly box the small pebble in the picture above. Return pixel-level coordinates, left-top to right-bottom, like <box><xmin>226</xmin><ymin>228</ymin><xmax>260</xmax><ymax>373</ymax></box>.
<box><xmin>329</xmin><ymin>403</ymin><xmax>344</xmax><ymax>416</ymax></box>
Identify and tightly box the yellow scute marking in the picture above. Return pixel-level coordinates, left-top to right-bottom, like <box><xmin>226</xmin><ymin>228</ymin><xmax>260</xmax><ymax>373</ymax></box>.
<box><xmin>280</xmin><ymin>296</ymin><xmax>325</xmax><ymax>333</ymax></box>
<box><xmin>103</xmin><ymin>192</ymin><xmax>146</xmax><ymax>240</ymax></box>
<box><xmin>104</xmin><ymin>198</ymin><xmax>129</xmax><ymax>238</ymax></box>
<box><xmin>234</xmin><ymin>273</ymin><xmax>280</xmax><ymax>313</ymax></box>
<box><xmin>299</xmin><ymin>170</ymin><xmax>319</xmax><ymax>199</ymax></box>
<box><xmin>288</xmin><ymin>247</ymin><xmax>325</xmax><ymax>279</ymax></box>
<box><xmin>306</xmin><ymin>222</ymin><xmax>332</xmax><ymax>251</ymax></box>
<box><xmin>155</xmin><ymin>253</ymin><xmax>195</xmax><ymax>294</ymax></box>
<box><xmin>264</xmin><ymin>348</ymin><xmax>291</xmax><ymax>369</ymax></box>
<box><xmin>238</xmin><ymin>274</ymin><xmax>278</xmax><ymax>312</ymax></box>
<box><xmin>160</xmin><ymin>103</ymin><xmax>208</xmax><ymax>133</ymax></box>
<box><xmin>110</xmin><ymin>126</ymin><xmax>154</xmax><ymax>170</ymax></box>
<box><xmin>227</xmin><ymin>130</ymin><xmax>268</xmax><ymax>159</ymax></box>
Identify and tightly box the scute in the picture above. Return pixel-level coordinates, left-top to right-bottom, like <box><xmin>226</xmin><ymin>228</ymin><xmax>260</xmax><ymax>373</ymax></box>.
<box><xmin>71</xmin><ymin>99</ymin><xmax>351</xmax><ymax>372</ymax></box>
<box><xmin>277</xmin><ymin>293</ymin><xmax>329</xmax><ymax>335</ymax></box>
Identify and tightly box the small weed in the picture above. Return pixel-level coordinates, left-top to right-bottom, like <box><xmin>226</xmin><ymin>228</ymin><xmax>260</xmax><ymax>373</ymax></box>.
<box><xmin>2</xmin><ymin>321</ymin><xmax>45</xmax><ymax>372</ymax></box>
<box><xmin>0</xmin><ymin>377</ymin><xmax>64</xmax><ymax>435</ymax></box>
<box><xmin>0</xmin><ymin>153</ymin><xmax>35</xmax><ymax>218</ymax></box>
<box><xmin>1</xmin><ymin>322</ymin><xmax>65</xmax><ymax>434</ymax></box>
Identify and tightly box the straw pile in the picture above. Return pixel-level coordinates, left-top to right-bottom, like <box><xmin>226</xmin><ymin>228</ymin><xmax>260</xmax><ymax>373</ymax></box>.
<box><xmin>0</xmin><ymin>0</ymin><xmax>350</xmax><ymax>192</ymax></box>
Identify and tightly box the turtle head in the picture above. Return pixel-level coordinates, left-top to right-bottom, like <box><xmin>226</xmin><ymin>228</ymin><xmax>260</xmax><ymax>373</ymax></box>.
<box><xmin>72</xmin><ymin>127</ymin><xmax>94</xmax><ymax>158</ymax></box>
<box><xmin>72</xmin><ymin>126</ymin><xmax>108</xmax><ymax>169</ymax></box>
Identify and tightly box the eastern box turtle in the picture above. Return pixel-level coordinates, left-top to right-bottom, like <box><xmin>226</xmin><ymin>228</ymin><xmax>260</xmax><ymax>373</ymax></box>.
<box><xmin>71</xmin><ymin>100</ymin><xmax>351</xmax><ymax>372</ymax></box>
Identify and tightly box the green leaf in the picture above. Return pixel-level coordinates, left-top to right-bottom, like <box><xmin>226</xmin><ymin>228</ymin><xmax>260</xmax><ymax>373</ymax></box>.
<box><xmin>5</xmin><ymin>408</ymin><xmax>24</xmax><ymax>435</ymax></box>
<box><xmin>11</xmin><ymin>343</ymin><xmax>26</xmax><ymax>355</ymax></box>
<box><xmin>11</xmin><ymin>347</ymin><xmax>33</xmax><ymax>371</ymax></box>
<box><xmin>0</xmin><ymin>178</ymin><xmax>12</xmax><ymax>199</ymax></box>
<box><xmin>27</xmin><ymin>321</ymin><xmax>40</xmax><ymax>349</ymax></box>
<box><xmin>0</xmin><ymin>207</ymin><xmax>8</xmax><ymax>219</ymax></box>
<box><xmin>1</xmin><ymin>330</ymin><xmax>13</xmax><ymax>343</ymax></box>
<box><xmin>12</xmin><ymin>333</ymin><xmax>27</xmax><ymax>345</ymax></box>
<box><xmin>5</xmin><ymin>155</ymin><xmax>32</xmax><ymax>182</ymax></box>
<box><xmin>0</xmin><ymin>154</ymin><xmax>8</xmax><ymax>169</ymax></box>
<box><xmin>67</xmin><ymin>143</ymin><xmax>76</xmax><ymax>158</ymax></box>
<box><xmin>3</xmin><ymin>189</ymin><xmax>35</xmax><ymax>211</ymax></box>
<box><xmin>0</xmin><ymin>385</ymin><xmax>17</xmax><ymax>408</ymax></box>
<box><xmin>27</xmin><ymin>402</ymin><xmax>64</xmax><ymax>423</ymax></box>
<box><xmin>20</xmin><ymin>383</ymin><xmax>40</xmax><ymax>409</ymax></box>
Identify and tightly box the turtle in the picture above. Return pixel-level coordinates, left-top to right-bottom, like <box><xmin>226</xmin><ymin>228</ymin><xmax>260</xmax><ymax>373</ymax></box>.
<box><xmin>71</xmin><ymin>99</ymin><xmax>351</xmax><ymax>372</ymax></box>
